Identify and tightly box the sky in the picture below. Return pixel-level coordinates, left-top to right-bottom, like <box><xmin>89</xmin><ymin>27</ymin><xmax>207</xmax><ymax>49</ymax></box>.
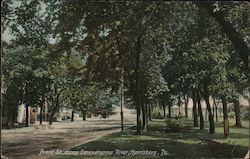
<box><xmin>3</xmin><ymin>0</ymin><xmax>21</xmax><ymax>42</ymax></box>
<box><xmin>3</xmin><ymin>28</ymin><xmax>14</xmax><ymax>42</ymax></box>
<box><xmin>3</xmin><ymin>0</ymin><xmax>49</xmax><ymax>43</ymax></box>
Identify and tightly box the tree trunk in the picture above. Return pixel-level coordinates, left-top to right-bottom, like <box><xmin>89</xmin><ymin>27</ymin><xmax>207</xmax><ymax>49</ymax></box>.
<box><xmin>40</xmin><ymin>104</ymin><xmax>43</xmax><ymax>125</ymax></box>
<box><xmin>136</xmin><ymin>91</ymin><xmax>142</xmax><ymax>134</ymax></box>
<box><xmin>168</xmin><ymin>104</ymin><xmax>171</xmax><ymax>119</ymax></box>
<box><xmin>204</xmin><ymin>96</ymin><xmax>215</xmax><ymax>134</ymax></box>
<box><xmin>212</xmin><ymin>101</ymin><xmax>215</xmax><ymax>118</ymax></box>
<box><xmin>178</xmin><ymin>107</ymin><xmax>181</xmax><ymax>116</ymax></box>
<box><xmin>214</xmin><ymin>98</ymin><xmax>218</xmax><ymax>122</ymax></box>
<box><xmin>135</xmin><ymin>36</ymin><xmax>142</xmax><ymax>135</ymax></box>
<box><xmin>82</xmin><ymin>110</ymin><xmax>86</xmax><ymax>121</ymax></box>
<box><xmin>184</xmin><ymin>95</ymin><xmax>189</xmax><ymax>118</ymax></box>
<box><xmin>162</xmin><ymin>102</ymin><xmax>166</xmax><ymax>118</ymax></box>
<box><xmin>148</xmin><ymin>104</ymin><xmax>152</xmax><ymax>121</ymax></box>
<box><xmin>145</xmin><ymin>104</ymin><xmax>149</xmax><ymax>130</ymax></box>
<box><xmin>219</xmin><ymin>103</ymin><xmax>222</xmax><ymax>118</ymax></box>
<box><xmin>222</xmin><ymin>97</ymin><xmax>229</xmax><ymax>138</ymax></box>
<box><xmin>141</xmin><ymin>93</ymin><xmax>146</xmax><ymax>131</ymax></box>
<box><xmin>204</xmin><ymin>85</ymin><xmax>215</xmax><ymax>134</ymax></box>
<box><xmin>49</xmin><ymin>96</ymin><xmax>56</xmax><ymax>125</ymax></box>
<box><xmin>25</xmin><ymin>105</ymin><xmax>29</xmax><ymax>127</ymax></box>
<box><xmin>140</xmin><ymin>81</ymin><xmax>146</xmax><ymax>131</ymax></box>
<box><xmin>197</xmin><ymin>90</ymin><xmax>204</xmax><ymax>129</ymax></box>
<box><xmin>49</xmin><ymin>106</ymin><xmax>56</xmax><ymax>125</ymax></box>
<box><xmin>49</xmin><ymin>89</ymin><xmax>63</xmax><ymax>125</ymax></box>
<box><xmin>1</xmin><ymin>1</ymin><xmax>5</xmax><ymax>157</ymax></box>
<box><xmin>120</xmin><ymin>66</ymin><xmax>124</xmax><ymax>131</ymax></box>
<box><xmin>171</xmin><ymin>106</ymin><xmax>173</xmax><ymax>116</ymax></box>
<box><xmin>178</xmin><ymin>95</ymin><xmax>181</xmax><ymax>116</ymax></box>
<box><xmin>71</xmin><ymin>110</ymin><xmax>74</xmax><ymax>122</ymax></box>
<box><xmin>234</xmin><ymin>99</ymin><xmax>242</xmax><ymax>127</ymax></box>
<box><xmin>192</xmin><ymin>90</ymin><xmax>199</xmax><ymax>127</ymax></box>
<box><xmin>198</xmin><ymin>2</ymin><xmax>249</xmax><ymax>68</ymax></box>
<box><xmin>45</xmin><ymin>100</ymin><xmax>48</xmax><ymax>122</ymax></box>
<box><xmin>13</xmin><ymin>106</ymin><xmax>17</xmax><ymax>124</ymax></box>
<box><xmin>205</xmin><ymin>107</ymin><xmax>208</xmax><ymax>121</ymax></box>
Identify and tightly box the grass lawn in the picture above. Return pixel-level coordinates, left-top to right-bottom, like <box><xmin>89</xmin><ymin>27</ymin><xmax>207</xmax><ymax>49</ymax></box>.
<box><xmin>50</xmin><ymin>118</ymin><xmax>249</xmax><ymax>159</ymax></box>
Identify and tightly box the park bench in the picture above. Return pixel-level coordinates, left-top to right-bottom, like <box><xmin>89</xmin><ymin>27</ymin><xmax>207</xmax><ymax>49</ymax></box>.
<box><xmin>34</xmin><ymin>124</ymin><xmax>54</xmax><ymax>130</ymax></box>
<box><xmin>13</xmin><ymin>123</ymin><xmax>20</xmax><ymax>128</ymax></box>
<box><xmin>13</xmin><ymin>122</ymin><xmax>25</xmax><ymax>128</ymax></box>
<box><xmin>34</xmin><ymin>124</ymin><xmax>46</xmax><ymax>130</ymax></box>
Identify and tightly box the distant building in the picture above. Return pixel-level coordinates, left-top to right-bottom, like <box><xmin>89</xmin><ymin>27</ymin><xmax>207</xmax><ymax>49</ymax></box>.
<box><xmin>16</xmin><ymin>104</ymin><xmax>38</xmax><ymax>124</ymax></box>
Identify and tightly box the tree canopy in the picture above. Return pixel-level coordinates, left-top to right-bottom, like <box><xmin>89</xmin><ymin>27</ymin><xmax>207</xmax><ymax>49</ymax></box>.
<box><xmin>1</xmin><ymin>1</ymin><xmax>249</xmax><ymax>135</ymax></box>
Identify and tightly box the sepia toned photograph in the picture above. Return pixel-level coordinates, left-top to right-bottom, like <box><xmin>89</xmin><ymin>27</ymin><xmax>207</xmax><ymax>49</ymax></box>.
<box><xmin>1</xmin><ymin>1</ymin><xmax>250</xmax><ymax>159</ymax></box>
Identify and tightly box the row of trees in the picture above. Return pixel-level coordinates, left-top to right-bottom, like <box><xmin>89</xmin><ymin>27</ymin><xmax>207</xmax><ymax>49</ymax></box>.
<box><xmin>2</xmin><ymin>42</ymin><xmax>120</xmax><ymax>128</ymax></box>
<box><xmin>1</xmin><ymin>1</ymin><xmax>249</xmax><ymax>139</ymax></box>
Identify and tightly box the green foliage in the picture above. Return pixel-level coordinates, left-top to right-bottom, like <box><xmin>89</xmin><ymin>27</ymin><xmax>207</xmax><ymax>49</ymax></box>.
<box><xmin>3</xmin><ymin>46</ymin><xmax>51</xmax><ymax>107</ymax></box>
<box><xmin>2</xmin><ymin>1</ymin><xmax>248</xmax><ymax>127</ymax></box>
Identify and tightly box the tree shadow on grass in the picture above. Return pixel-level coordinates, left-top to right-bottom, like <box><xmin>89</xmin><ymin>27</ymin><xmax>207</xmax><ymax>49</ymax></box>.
<box><xmin>71</xmin><ymin>133</ymin><xmax>246</xmax><ymax>158</ymax></box>
<box><xmin>148</xmin><ymin>119</ymin><xmax>249</xmax><ymax>140</ymax></box>
<box><xmin>67</xmin><ymin>119</ymin><xmax>248</xmax><ymax>159</ymax></box>
<box><xmin>185</xmin><ymin>128</ymin><xmax>250</xmax><ymax>140</ymax></box>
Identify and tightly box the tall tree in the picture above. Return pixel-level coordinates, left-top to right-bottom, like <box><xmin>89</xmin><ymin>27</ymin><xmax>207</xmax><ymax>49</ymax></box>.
<box><xmin>197</xmin><ymin>2</ymin><xmax>250</xmax><ymax>68</ymax></box>
<box><xmin>197</xmin><ymin>90</ymin><xmax>204</xmax><ymax>129</ymax></box>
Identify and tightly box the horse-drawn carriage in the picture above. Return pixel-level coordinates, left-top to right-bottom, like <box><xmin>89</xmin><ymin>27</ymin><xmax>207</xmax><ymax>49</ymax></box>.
<box><xmin>92</xmin><ymin>105</ymin><xmax>113</xmax><ymax>119</ymax></box>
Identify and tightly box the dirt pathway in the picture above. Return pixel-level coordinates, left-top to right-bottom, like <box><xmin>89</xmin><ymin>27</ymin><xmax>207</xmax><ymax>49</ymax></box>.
<box><xmin>2</xmin><ymin>107</ymin><xmax>136</xmax><ymax>159</ymax></box>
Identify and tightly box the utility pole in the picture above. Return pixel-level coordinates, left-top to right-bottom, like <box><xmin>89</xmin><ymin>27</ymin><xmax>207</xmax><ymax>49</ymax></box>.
<box><xmin>120</xmin><ymin>65</ymin><xmax>124</xmax><ymax>131</ymax></box>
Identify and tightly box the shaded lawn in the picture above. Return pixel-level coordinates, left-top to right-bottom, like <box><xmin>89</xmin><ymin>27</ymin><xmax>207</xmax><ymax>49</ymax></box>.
<box><xmin>50</xmin><ymin>118</ymin><xmax>249</xmax><ymax>159</ymax></box>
